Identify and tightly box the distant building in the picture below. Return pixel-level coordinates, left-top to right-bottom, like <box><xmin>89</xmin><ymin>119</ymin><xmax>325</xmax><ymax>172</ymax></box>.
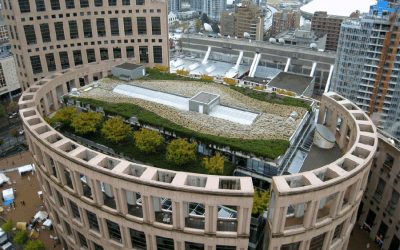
<box><xmin>332</xmin><ymin>0</ymin><xmax>400</xmax><ymax>139</ymax></box>
<box><xmin>203</xmin><ymin>0</ymin><xmax>227</xmax><ymax>20</ymax></box>
<box><xmin>220</xmin><ymin>1</ymin><xmax>264</xmax><ymax>40</ymax></box>
<box><xmin>0</xmin><ymin>44</ymin><xmax>20</xmax><ymax>100</ymax></box>
<box><xmin>168</xmin><ymin>0</ymin><xmax>181</xmax><ymax>13</ymax></box>
<box><xmin>220</xmin><ymin>12</ymin><xmax>236</xmax><ymax>36</ymax></box>
<box><xmin>168</xmin><ymin>12</ymin><xmax>178</xmax><ymax>24</ymax></box>
<box><xmin>276</xmin><ymin>29</ymin><xmax>326</xmax><ymax>50</ymax></box>
<box><xmin>311</xmin><ymin>11</ymin><xmax>344</xmax><ymax>51</ymax></box>
<box><xmin>189</xmin><ymin>0</ymin><xmax>203</xmax><ymax>11</ymax></box>
<box><xmin>270</xmin><ymin>10</ymin><xmax>300</xmax><ymax>37</ymax></box>
<box><xmin>0</xmin><ymin>11</ymin><xmax>9</xmax><ymax>43</ymax></box>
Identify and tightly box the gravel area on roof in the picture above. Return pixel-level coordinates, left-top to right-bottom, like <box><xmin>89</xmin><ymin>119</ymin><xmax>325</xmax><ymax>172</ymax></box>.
<box><xmin>81</xmin><ymin>79</ymin><xmax>307</xmax><ymax>140</ymax></box>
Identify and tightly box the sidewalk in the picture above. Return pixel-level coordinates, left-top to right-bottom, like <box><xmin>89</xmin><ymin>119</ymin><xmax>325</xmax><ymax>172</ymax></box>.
<box><xmin>0</xmin><ymin>151</ymin><xmax>32</xmax><ymax>171</ymax></box>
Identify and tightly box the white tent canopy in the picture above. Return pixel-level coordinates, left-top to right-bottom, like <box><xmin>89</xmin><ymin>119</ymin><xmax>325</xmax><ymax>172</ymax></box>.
<box><xmin>0</xmin><ymin>173</ymin><xmax>9</xmax><ymax>185</ymax></box>
<box><xmin>34</xmin><ymin>211</ymin><xmax>48</xmax><ymax>221</ymax></box>
<box><xmin>18</xmin><ymin>164</ymin><xmax>34</xmax><ymax>175</ymax></box>
<box><xmin>2</xmin><ymin>188</ymin><xmax>14</xmax><ymax>201</ymax></box>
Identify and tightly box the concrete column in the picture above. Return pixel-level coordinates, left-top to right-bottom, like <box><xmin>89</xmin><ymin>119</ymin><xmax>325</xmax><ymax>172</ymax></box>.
<box><xmin>328</xmin><ymin>109</ymin><xmax>338</xmax><ymax>133</ymax></box>
<box><xmin>72</xmin><ymin>172</ymin><xmax>82</xmax><ymax>197</ymax></box>
<box><xmin>278</xmin><ymin>206</ymin><xmax>288</xmax><ymax>233</ymax></box>
<box><xmin>205</xmin><ymin>205</ymin><xmax>217</xmax><ymax>234</ymax></box>
<box><xmin>147</xmin><ymin>234</ymin><xmax>157</xmax><ymax>250</ymax></box>
<box><xmin>174</xmin><ymin>240</ymin><xmax>184</xmax><ymax>250</ymax></box>
<box><xmin>301</xmin><ymin>239</ymin><xmax>310</xmax><ymax>250</ymax></box>
<box><xmin>237</xmin><ymin>207</ymin><xmax>250</xmax><ymax>235</ymax></box>
<box><xmin>42</xmin><ymin>96</ymin><xmax>50</xmax><ymax>115</ymax></box>
<box><xmin>51</xmin><ymin>89</ymin><xmax>60</xmax><ymax>111</ymax></box>
<box><xmin>113</xmin><ymin>187</ymin><xmax>122</xmax><ymax>212</ymax></box>
<box><xmin>172</xmin><ymin>201</ymin><xmax>180</xmax><ymax>229</ymax></box>
<box><xmin>338</xmin><ymin>121</ymin><xmax>348</xmax><ymax>149</ymax></box>
<box><xmin>144</xmin><ymin>195</ymin><xmax>154</xmax><ymax>223</ymax></box>
<box><xmin>118</xmin><ymin>189</ymin><xmax>128</xmax><ymax>214</ymax></box>
<box><xmin>94</xmin><ymin>180</ymin><xmax>104</xmax><ymax>206</ymax></box>
<box><xmin>304</xmin><ymin>201</ymin><xmax>316</xmax><ymax>228</ymax></box>
<box><xmin>318</xmin><ymin>105</ymin><xmax>326</xmax><ymax>124</ymax></box>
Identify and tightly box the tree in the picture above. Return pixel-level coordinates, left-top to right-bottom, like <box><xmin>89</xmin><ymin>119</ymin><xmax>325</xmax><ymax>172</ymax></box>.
<box><xmin>101</xmin><ymin>116</ymin><xmax>132</xmax><ymax>143</ymax></box>
<box><xmin>10</xmin><ymin>128</ymin><xmax>19</xmax><ymax>142</ymax></box>
<box><xmin>195</xmin><ymin>19</ymin><xmax>202</xmax><ymax>32</ymax></box>
<box><xmin>25</xmin><ymin>240</ymin><xmax>45</xmax><ymax>250</ymax></box>
<box><xmin>13</xmin><ymin>230</ymin><xmax>28</xmax><ymax>245</ymax></box>
<box><xmin>200</xmin><ymin>13</ymin><xmax>211</xmax><ymax>24</ymax></box>
<box><xmin>134</xmin><ymin>128</ymin><xmax>164</xmax><ymax>153</ymax></box>
<box><xmin>166</xmin><ymin>138</ymin><xmax>197</xmax><ymax>166</ymax></box>
<box><xmin>252</xmin><ymin>190</ymin><xmax>270</xmax><ymax>216</ymax></box>
<box><xmin>203</xmin><ymin>153</ymin><xmax>225</xmax><ymax>174</ymax></box>
<box><xmin>71</xmin><ymin>112</ymin><xmax>103</xmax><ymax>135</ymax></box>
<box><xmin>0</xmin><ymin>104</ymin><xmax>5</xmax><ymax>118</ymax></box>
<box><xmin>6</xmin><ymin>101</ymin><xmax>18</xmax><ymax>113</ymax></box>
<box><xmin>51</xmin><ymin>107</ymin><xmax>78</xmax><ymax>127</ymax></box>
<box><xmin>1</xmin><ymin>220</ymin><xmax>13</xmax><ymax>233</ymax></box>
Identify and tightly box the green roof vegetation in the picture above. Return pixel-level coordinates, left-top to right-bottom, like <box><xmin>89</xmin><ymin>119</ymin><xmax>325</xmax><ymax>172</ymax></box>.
<box><xmin>230</xmin><ymin>86</ymin><xmax>312</xmax><ymax>111</ymax></box>
<box><xmin>67</xmin><ymin>97</ymin><xmax>290</xmax><ymax>160</ymax></box>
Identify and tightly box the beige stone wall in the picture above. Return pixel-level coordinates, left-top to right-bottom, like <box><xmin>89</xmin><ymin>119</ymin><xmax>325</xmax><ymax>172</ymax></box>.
<box><xmin>2</xmin><ymin>0</ymin><xmax>169</xmax><ymax>90</ymax></box>
<box><xmin>19</xmin><ymin>62</ymin><xmax>254</xmax><ymax>250</ymax></box>
<box><xmin>267</xmin><ymin>93</ymin><xmax>378</xmax><ymax>250</ymax></box>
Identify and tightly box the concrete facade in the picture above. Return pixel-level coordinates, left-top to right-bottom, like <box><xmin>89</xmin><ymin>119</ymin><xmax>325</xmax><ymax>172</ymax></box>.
<box><xmin>267</xmin><ymin>93</ymin><xmax>378</xmax><ymax>249</ymax></box>
<box><xmin>2</xmin><ymin>0</ymin><xmax>169</xmax><ymax>91</ymax></box>
<box><xmin>18</xmin><ymin>62</ymin><xmax>379</xmax><ymax>250</ymax></box>
<box><xmin>0</xmin><ymin>44</ymin><xmax>20</xmax><ymax>100</ymax></box>
<box><xmin>311</xmin><ymin>12</ymin><xmax>343</xmax><ymax>52</ymax></box>
<box><xmin>357</xmin><ymin>132</ymin><xmax>400</xmax><ymax>250</ymax></box>
<box><xmin>332</xmin><ymin>0</ymin><xmax>400</xmax><ymax>140</ymax></box>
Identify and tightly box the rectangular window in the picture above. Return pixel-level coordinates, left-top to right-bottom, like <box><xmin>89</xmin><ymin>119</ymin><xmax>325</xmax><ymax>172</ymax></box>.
<box><xmin>100</xmin><ymin>48</ymin><xmax>109</xmax><ymax>60</ymax></box>
<box><xmin>384</xmin><ymin>153</ymin><xmax>394</xmax><ymax>168</ymax></box>
<box><xmin>137</xmin><ymin>17</ymin><xmax>147</xmax><ymax>35</ymax></box>
<box><xmin>96</xmin><ymin>18</ymin><xmax>106</xmax><ymax>37</ymax></box>
<box><xmin>24</xmin><ymin>25</ymin><xmax>36</xmax><ymax>45</ymax></box>
<box><xmin>139</xmin><ymin>46</ymin><xmax>148</xmax><ymax>63</ymax></box>
<box><xmin>77</xmin><ymin>232</ymin><xmax>88</xmax><ymax>249</ymax></box>
<box><xmin>93</xmin><ymin>243</ymin><xmax>104</xmax><ymax>250</ymax></box>
<box><xmin>40</xmin><ymin>24</ymin><xmax>51</xmax><ymax>43</ymax></box>
<box><xmin>86</xmin><ymin>210</ymin><xmax>100</xmax><ymax>231</ymax></box>
<box><xmin>80</xmin><ymin>0</ymin><xmax>89</xmax><ymax>8</ymax></box>
<box><xmin>56</xmin><ymin>191</ymin><xmax>65</xmax><ymax>207</ymax></box>
<box><xmin>136</xmin><ymin>0</ymin><xmax>145</xmax><ymax>5</ymax></box>
<box><xmin>108</xmin><ymin>0</ymin><xmax>116</xmax><ymax>6</ymax></box>
<box><xmin>130</xmin><ymin>229</ymin><xmax>146</xmax><ymax>249</ymax></box>
<box><xmin>35</xmin><ymin>0</ymin><xmax>46</xmax><ymax>11</ymax></box>
<box><xmin>73</xmin><ymin>50</ymin><xmax>83</xmax><ymax>66</ymax></box>
<box><xmin>123</xmin><ymin>17</ymin><xmax>133</xmax><ymax>36</ymax></box>
<box><xmin>113</xmin><ymin>47</ymin><xmax>121</xmax><ymax>59</ymax></box>
<box><xmin>82</xmin><ymin>20</ymin><xmax>93</xmax><ymax>38</ymax></box>
<box><xmin>374</xmin><ymin>178</ymin><xmax>386</xmax><ymax>201</ymax></box>
<box><xmin>59</xmin><ymin>51</ymin><xmax>70</xmax><ymax>69</ymax></box>
<box><xmin>156</xmin><ymin>236</ymin><xmax>174</xmax><ymax>250</ymax></box>
<box><xmin>18</xmin><ymin>0</ymin><xmax>31</xmax><ymax>13</ymax></box>
<box><xmin>50</xmin><ymin>0</ymin><xmax>60</xmax><ymax>10</ymax></box>
<box><xmin>94</xmin><ymin>0</ymin><xmax>103</xmax><ymax>6</ymax></box>
<box><xmin>86</xmin><ymin>49</ymin><xmax>96</xmax><ymax>63</ymax></box>
<box><xmin>69</xmin><ymin>21</ymin><xmax>79</xmax><ymax>39</ymax></box>
<box><xmin>106</xmin><ymin>220</ymin><xmax>122</xmax><ymax>242</ymax></box>
<box><xmin>64</xmin><ymin>220</ymin><xmax>72</xmax><ymax>235</ymax></box>
<box><xmin>126</xmin><ymin>46</ymin><xmax>134</xmax><ymax>58</ymax></box>
<box><xmin>54</xmin><ymin>22</ymin><xmax>65</xmax><ymax>41</ymax></box>
<box><xmin>69</xmin><ymin>200</ymin><xmax>81</xmax><ymax>220</ymax></box>
<box><xmin>65</xmin><ymin>0</ymin><xmax>75</xmax><ymax>8</ymax></box>
<box><xmin>45</xmin><ymin>53</ymin><xmax>56</xmax><ymax>72</ymax></box>
<box><xmin>122</xmin><ymin>0</ymin><xmax>130</xmax><ymax>5</ymax></box>
<box><xmin>153</xmin><ymin>46</ymin><xmax>163</xmax><ymax>63</ymax></box>
<box><xmin>110</xmin><ymin>18</ymin><xmax>119</xmax><ymax>36</ymax></box>
<box><xmin>30</xmin><ymin>56</ymin><xmax>42</xmax><ymax>74</ymax></box>
<box><xmin>151</xmin><ymin>17</ymin><xmax>161</xmax><ymax>35</ymax></box>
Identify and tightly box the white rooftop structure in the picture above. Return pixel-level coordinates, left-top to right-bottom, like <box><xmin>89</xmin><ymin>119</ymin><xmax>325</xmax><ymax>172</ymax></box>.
<box><xmin>113</xmin><ymin>84</ymin><xmax>258</xmax><ymax>125</ymax></box>
<box><xmin>300</xmin><ymin>0</ymin><xmax>374</xmax><ymax>17</ymax></box>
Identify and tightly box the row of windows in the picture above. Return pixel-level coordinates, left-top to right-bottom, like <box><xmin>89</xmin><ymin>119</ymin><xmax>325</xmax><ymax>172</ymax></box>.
<box><xmin>17</xmin><ymin>0</ymin><xmax>146</xmax><ymax>13</ymax></box>
<box><xmin>28</xmin><ymin>46</ymin><xmax>162</xmax><ymax>74</ymax></box>
<box><xmin>23</xmin><ymin>17</ymin><xmax>161</xmax><ymax>45</ymax></box>
<box><xmin>49</xmin><ymin>188</ymin><xmax>237</xmax><ymax>250</ymax></box>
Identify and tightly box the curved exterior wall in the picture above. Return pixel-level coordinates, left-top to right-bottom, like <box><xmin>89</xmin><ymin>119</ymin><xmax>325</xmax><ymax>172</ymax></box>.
<box><xmin>18</xmin><ymin>62</ymin><xmax>378</xmax><ymax>249</ymax></box>
<box><xmin>358</xmin><ymin>133</ymin><xmax>400</xmax><ymax>250</ymax></box>
<box><xmin>1</xmin><ymin>0</ymin><xmax>169</xmax><ymax>90</ymax></box>
<box><xmin>267</xmin><ymin>93</ymin><xmax>378</xmax><ymax>250</ymax></box>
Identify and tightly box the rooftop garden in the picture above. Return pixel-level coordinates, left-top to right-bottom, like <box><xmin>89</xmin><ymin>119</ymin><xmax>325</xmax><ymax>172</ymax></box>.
<box><xmin>65</xmin><ymin>97</ymin><xmax>290</xmax><ymax>160</ymax></box>
<box><xmin>49</xmin><ymin>107</ymin><xmax>236</xmax><ymax>175</ymax></box>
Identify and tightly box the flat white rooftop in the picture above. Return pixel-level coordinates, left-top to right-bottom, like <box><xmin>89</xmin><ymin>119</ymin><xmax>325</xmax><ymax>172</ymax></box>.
<box><xmin>113</xmin><ymin>84</ymin><xmax>258</xmax><ymax>125</ymax></box>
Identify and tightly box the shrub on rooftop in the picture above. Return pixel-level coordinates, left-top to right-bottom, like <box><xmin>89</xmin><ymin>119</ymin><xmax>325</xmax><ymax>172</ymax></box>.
<box><xmin>134</xmin><ymin>128</ymin><xmax>164</xmax><ymax>153</ymax></box>
<box><xmin>166</xmin><ymin>138</ymin><xmax>197</xmax><ymax>166</ymax></box>
<box><xmin>1</xmin><ymin>220</ymin><xmax>13</xmax><ymax>233</ymax></box>
<box><xmin>25</xmin><ymin>240</ymin><xmax>45</xmax><ymax>250</ymax></box>
<box><xmin>50</xmin><ymin>106</ymin><xmax>78</xmax><ymax>128</ymax></box>
<box><xmin>252</xmin><ymin>190</ymin><xmax>270</xmax><ymax>216</ymax></box>
<box><xmin>71</xmin><ymin>112</ymin><xmax>103</xmax><ymax>135</ymax></box>
<box><xmin>101</xmin><ymin>116</ymin><xmax>133</xmax><ymax>143</ymax></box>
<box><xmin>203</xmin><ymin>153</ymin><xmax>225</xmax><ymax>174</ymax></box>
<box><xmin>13</xmin><ymin>230</ymin><xmax>28</xmax><ymax>245</ymax></box>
